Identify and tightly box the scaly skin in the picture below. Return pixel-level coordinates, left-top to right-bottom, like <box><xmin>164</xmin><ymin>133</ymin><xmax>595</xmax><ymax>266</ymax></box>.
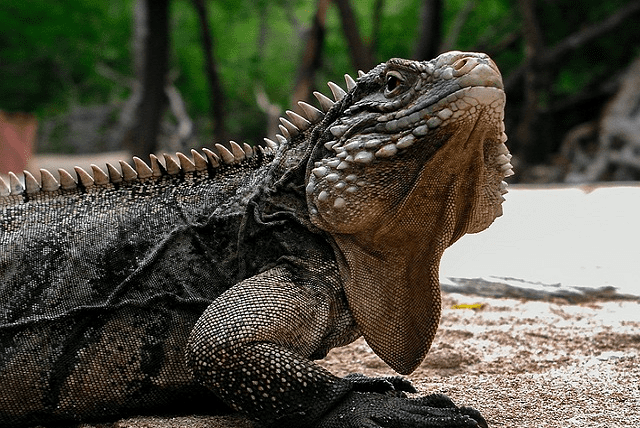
<box><xmin>0</xmin><ymin>51</ymin><xmax>510</xmax><ymax>427</ymax></box>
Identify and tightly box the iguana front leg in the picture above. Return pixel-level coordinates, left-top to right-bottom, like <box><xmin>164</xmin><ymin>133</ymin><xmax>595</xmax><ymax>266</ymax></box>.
<box><xmin>186</xmin><ymin>265</ymin><xmax>486</xmax><ymax>427</ymax></box>
<box><xmin>186</xmin><ymin>265</ymin><xmax>356</xmax><ymax>425</ymax></box>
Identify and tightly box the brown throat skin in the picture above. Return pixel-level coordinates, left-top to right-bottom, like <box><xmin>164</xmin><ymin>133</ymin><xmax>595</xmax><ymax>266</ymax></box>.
<box><xmin>307</xmin><ymin>51</ymin><xmax>509</xmax><ymax>374</ymax></box>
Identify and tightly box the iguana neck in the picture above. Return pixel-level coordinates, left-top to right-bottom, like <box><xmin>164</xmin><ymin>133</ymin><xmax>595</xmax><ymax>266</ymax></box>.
<box><xmin>329</xmin><ymin>133</ymin><xmax>490</xmax><ymax>374</ymax></box>
<box><xmin>331</xmin><ymin>233</ymin><xmax>444</xmax><ymax>375</ymax></box>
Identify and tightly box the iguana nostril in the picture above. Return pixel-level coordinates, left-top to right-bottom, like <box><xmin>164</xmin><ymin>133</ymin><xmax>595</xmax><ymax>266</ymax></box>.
<box><xmin>453</xmin><ymin>58</ymin><xmax>469</xmax><ymax>70</ymax></box>
<box><xmin>452</xmin><ymin>57</ymin><xmax>478</xmax><ymax>77</ymax></box>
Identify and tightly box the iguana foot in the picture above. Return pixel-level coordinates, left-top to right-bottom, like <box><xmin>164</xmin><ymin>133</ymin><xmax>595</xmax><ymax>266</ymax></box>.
<box><xmin>317</xmin><ymin>390</ymin><xmax>488</xmax><ymax>428</ymax></box>
<box><xmin>343</xmin><ymin>373</ymin><xmax>417</xmax><ymax>395</ymax></box>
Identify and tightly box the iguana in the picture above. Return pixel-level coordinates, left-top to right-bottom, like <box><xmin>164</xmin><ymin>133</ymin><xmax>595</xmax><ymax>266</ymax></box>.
<box><xmin>0</xmin><ymin>51</ymin><xmax>511</xmax><ymax>428</ymax></box>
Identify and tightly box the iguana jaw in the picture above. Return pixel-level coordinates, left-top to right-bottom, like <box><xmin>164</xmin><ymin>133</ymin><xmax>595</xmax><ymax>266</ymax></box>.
<box><xmin>306</xmin><ymin>52</ymin><xmax>509</xmax><ymax>374</ymax></box>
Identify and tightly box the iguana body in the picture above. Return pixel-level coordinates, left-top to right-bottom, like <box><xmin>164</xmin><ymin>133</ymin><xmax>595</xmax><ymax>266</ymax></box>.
<box><xmin>0</xmin><ymin>51</ymin><xmax>511</xmax><ymax>427</ymax></box>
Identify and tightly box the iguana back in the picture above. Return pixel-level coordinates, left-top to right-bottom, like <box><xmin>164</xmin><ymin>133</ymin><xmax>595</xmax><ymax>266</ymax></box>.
<box><xmin>0</xmin><ymin>149</ymin><xmax>280</xmax><ymax>423</ymax></box>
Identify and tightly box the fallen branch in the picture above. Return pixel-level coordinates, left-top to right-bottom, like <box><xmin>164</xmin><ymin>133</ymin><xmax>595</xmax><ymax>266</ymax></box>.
<box><xmin>255</xmin><ymin>86</ymin><xmax>281</xmax><ymax>140</ymax></box>
<box><xmin>165</xmin><ymin>84</ymin><xmax>194</xmax><ymax>150</ymax></box>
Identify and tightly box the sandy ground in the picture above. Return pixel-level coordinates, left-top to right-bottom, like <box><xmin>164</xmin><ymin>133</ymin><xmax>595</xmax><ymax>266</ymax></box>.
<box><xmin>440</xmin><ymin>184</ymin><xmax>640</xmax><ymax>297</ymax></box>
<box><xmin>72</xmin><ymin>292</ymin><xmax>640</xmax><ymax>428</ymax></box>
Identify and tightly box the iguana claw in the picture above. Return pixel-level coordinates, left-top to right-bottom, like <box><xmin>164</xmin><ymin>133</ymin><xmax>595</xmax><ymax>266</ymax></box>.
<box><xmin>317</xmin><ymin>391</ymin><xmax>488</xmax><ymax>428</ymax></box>
<box><xmin>344</xmin><ymin>373</ymin><xmax>417</xmax><ymax>394</ymax></box>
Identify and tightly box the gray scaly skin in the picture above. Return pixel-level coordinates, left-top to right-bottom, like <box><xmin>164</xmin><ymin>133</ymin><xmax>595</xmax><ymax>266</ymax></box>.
<box><xmin>0</xmin><ymin>51</ymin><xmax>511</xmax><ymax>427</ymax></box>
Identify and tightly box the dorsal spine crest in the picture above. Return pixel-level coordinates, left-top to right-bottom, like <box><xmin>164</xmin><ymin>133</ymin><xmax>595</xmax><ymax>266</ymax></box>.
<box><xmin>0</xmin><ymin>74</ymin><xmax>349</xmax><ymax>204</ymax></box>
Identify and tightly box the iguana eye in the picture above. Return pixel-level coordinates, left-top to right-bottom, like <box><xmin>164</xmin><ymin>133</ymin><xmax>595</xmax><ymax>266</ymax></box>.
<box><xmin>384</xmin><ymin>71</ymin><xmax>404</xmax><ymax>96</ymax></box>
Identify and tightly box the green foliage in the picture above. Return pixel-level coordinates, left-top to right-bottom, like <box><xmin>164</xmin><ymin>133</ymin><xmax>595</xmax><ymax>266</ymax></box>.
<box><xmin>536</xmin><ymin>0</ymin><xmax>640</xmax><ymax>97</ymax></box>
<box><xmin>0</xmin><ymin>0</ymin><xmax>132</xmax><ymax>115</ymax></box>
<box><xmin>1</xmin><ymin>0</ymin><xmax>639</xmax><ymax>154</ymax></box>
<box><xmin>442</xmin><ymin>0</ymin><xmax>520</xmax><ymax>72</ymax></box>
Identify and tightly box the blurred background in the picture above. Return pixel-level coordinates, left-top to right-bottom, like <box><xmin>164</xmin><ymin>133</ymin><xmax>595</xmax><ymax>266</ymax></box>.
<box><xmin>1</xmin><ymin>0</ymin><xmax>640</xmax><ymax>184</ymax></box>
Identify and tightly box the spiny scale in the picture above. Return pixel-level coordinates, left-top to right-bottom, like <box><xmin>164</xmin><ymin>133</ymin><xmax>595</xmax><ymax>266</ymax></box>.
<box><xmin>106</xmin><ymin>163</ymin><xmax>122</xmax><ymax>183</ymax></box>
<box><xmin>344</xmin><ymin>74</ymin><xmax>357</xmax><ymax>91</ymax></box>
<box><xmin>1</xmin><ymin>147</ymin><xmax>219</xmax><ymax>198</ymax></box>
<box><xmin>285</xmin><ymin>110</ymin><xmax>311</xmax><ymax>131</ymax></box>
<box><xmin>0</xmin><ymin>176</ymin><xmax>9</xmax><ymax>196</ymax></box>
<box><xmin>24</xmin><ymin>171</ymin><xmax>40</xmax><ymax>194</ymax></box>
<box><xmin>176</xmin><ymin>152</ymin><xmax>195</xmax><ymax>172</ymax></box>
<box><xmin>40</xmin><ymin>169</ymin><xmax>59</xmax><ymax>192</ymax></box>
<box><xmin>201</xmin><ymin>148</ymin><xmax>220</xmax><ymax>168</ymax></box>
<box><xmin>278</xmin><ymin>124</ymin><xmax>292</xmax><ymax>141</ymax></box>
<box><xmin>327</xmin><ymin>81</ymin><xmax>347</xmax><ymax>101</ymax></box>
<box><xmin>215</xmin><ymin>144</ymin><xmax>235</xmax><ymax>164</ymax></box>
<box><xmin>119</xmin><ymin>160</ymin><xmax>138</xmax><ymax>181</ymax></box>
<box><xmin>163</xmin><ymin>154</ymin><xmax>181</xmax><ymax>175</ymax></box>
<box><xmin>191</xmin><ymin>149</ymin><xmax>208</xmax><ymax>171</ymax></box>
<box><xmin>74</xmin><ymin>166</ymin><xmax>95</xmax><ymax>188</ymax></box>
<box><xmin>9</xmin><ymin>172</ymin><xmax>23</xmax><ymax>195</ymax></box>
<box><xmin>229</xmin><ymin>142</ymin><xmax>246</xmax><ymax>162</ymax></box>
<box><xmin>133</xmin><ymin>157</ymin><xmax>153</xmax><ymax>179</ymax></box>
<box><xmin>279</xmin><ymin>118</ymin><xmax>300</xmax><ymax>138</ymax></box>
<box><xmin>297</xmin><ymin>101</ymin><xmax>323</xmax><ymax>123</ymax></box>
<box><xmin>91</xmin><ymin>165</ymin><xmax>109</xmax><ymax>185</ymax></box>
<box><xmin>313</xmin><ymin>91</ymin><xmax>335</xmax><ymax>112</ymax></box>
<box><xmin>270</xmin><ymin>72</ymin><xmax>360</xmax><ymax>151</ymax></box>
<box><xmin>263</xmin><ymin>138</ymin><xmax>278</xmax><ymax>151</ymax></box>
<box><xmin>58</xmin><ymin>168</ymin><xmax>77</xmax><ymax>190</ymax></box>
<box><xmin>242</xmin><ymin>143</ymin><xmax>254</xmax><ymax>158</ymax></box>
<box><xmin>268</xmin><ymin>74</ymin><xmax>356</xmax><ymax>149</ymax></box>
<box><xmin>148</xmin><ymin>155</ymin><xmax>164</xmax><ymax>177</ymax></box>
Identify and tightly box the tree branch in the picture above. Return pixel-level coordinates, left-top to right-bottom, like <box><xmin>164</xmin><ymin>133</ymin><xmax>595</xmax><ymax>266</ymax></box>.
<box><xmin>542</xmin><ymin>0</ymin><xmax>640</xmax><ymax>65</ymax></box>
<box><xmin>505</xmin><ymin>0</ymin><xmax>640</xmax><ymax>92</ymax></box>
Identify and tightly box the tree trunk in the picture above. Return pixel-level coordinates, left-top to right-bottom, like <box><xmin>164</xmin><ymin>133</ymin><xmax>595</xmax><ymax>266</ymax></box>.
<box><xmin>413</xmin><ymin>0</ymin><xmax>442</xmax><ymax>60</ymax></box>
<box><xmin>291</xmin><ymin>0</ymin><xmax>329</xmax><ymax>107</ymax></box>
<box><xmin>514</xmin><ymin>0</ymin><xmax>546</xmax><ymax>163</ymax></box>
<box><xmin>370</xmin><ymin>0</ymin><xmax>384</xmax><ymax>56</ymax></box>
<box><xmin>192</xmin><ymin>0</ymin><xmax>227</xmax><ymax>144</ymax></box>
<box><xmin>334</xmin><ymin>0</ymin><xmax>374</xmax><ymax>72</ymax></box>
<box><xmin>123</xmin><ymin>0</ymin><xmax>169</xmax><ymax>158</ymax></box>
<box><xmin>440</xmin><ymin>0</ymin><xmax>475</xmax><ymax>53</ymax></box>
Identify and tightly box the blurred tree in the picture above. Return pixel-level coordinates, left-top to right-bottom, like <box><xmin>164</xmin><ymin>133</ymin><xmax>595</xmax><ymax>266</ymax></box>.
<box><xmin>291</xmin><ymin>0</ymin><xmax>330</xmax><ymax>107</ymax></box>
<box><xmin>504</xmin><ymin>0</ymin><xmax>640</xmax><ymax>165</ymax></box>
<box><xmin>334</xmin><ymin>0</ymin><xmax>375</xmax><ymax>72</ymax></box>
<box><xmin>123</xmin><ymin>0</ymin><xmax>169</xmax><ymax>157</ymax></box>
<box><xmin>2</xmin><ymin>0</ymin><xmax>640</xmax><ymax>182</ymax></box>
<box><xmin>192</xmin><ymin>0</ymin><xmax>227</xmax><ymax>143</ymax></box>
<box><xmin>514</xmin><ymin>0</ymin><xmax>547</xmax><ymax>163</ymax></box>
<box><xmin>413</xmin><ymin>0</ymin><xmax>442</xmax><ymax>60</ymax></box>
<box><xmin>0</xmin><ymin>0</ymin><xmax>131</xmax><ymax>115</ymax></box>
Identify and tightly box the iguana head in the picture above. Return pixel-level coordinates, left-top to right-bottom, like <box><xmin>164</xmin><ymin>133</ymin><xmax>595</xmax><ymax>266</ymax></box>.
<box><xmin>288</xmin><ymin>52</ymin><xmax>510</xmax><ymax>374</ymax></box>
